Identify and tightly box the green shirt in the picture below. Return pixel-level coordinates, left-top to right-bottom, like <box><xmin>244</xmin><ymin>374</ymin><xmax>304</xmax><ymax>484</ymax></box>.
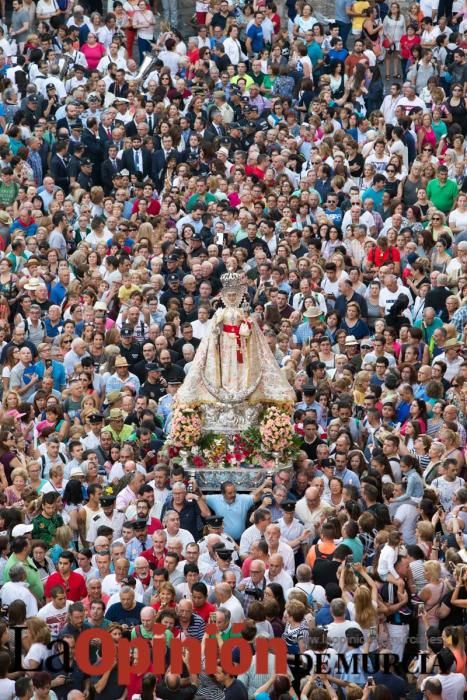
<box><xmin>186</xmin><ymin>192</ymin><xmax>217</xmax><ymax>213</ymax></box>
<box><xmin>3</xmin><ymin>553</ymin><xmax>44</xmax><ymax>600</ymax></box>
<box><xmin>426</xmin><ymin>177</ymin><xmax>458</xmax><ymax>213</ymax></box>
<box><xmin>131</xmin><ymin>626</ymin><xmax>173</xmax><ymax>646</ymax></box>
<box><xmin>32</xmin><ymin>513</ymin><xmax>64</xmax><ymax>547</ymax></box>
<box><xmin>433</xmin><ymin>119</ymin><xmax>448</xmax><ymax>143</ymax></box>
<box><xmin>0</xmin><ymin>182</ymin><xmax>19</xmax><ymax>206</ymax></box>
<box><xmin>415</xmin><ymin>317</ymin><xmax>444</xmax><ymax>343</ymax></box>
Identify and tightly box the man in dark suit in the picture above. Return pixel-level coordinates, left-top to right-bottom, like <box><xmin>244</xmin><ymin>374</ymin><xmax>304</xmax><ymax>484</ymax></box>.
<box><xmin>109</xmin><ymin>69</ymin><xmax>129</xmax><ymax>99</ymax></box>
<box><xmin>204</xmin><ymin>110</ymin><xmax>227</xmax><ymax>142</ymax></box>
<box><xmin>49</xmin><ymin>141</ymin><xmax>70</xmax><ymax>194</ymax></box>
<box><xmin>98</xmin><ymin>111</ymin><xmax>115</xmax><ymax>146</ymax></box>
<box><xmin>101</xmin><ymin>144</ymin><xmax>122</xmax><ymax>194</ymax></box>
<box><xmin>120</xmin><ymin>135</ymin><xmax>152</xmax><ymax>177</ymax></box>
<box><xmin>82</xmin><ymin>116</ymin><xmax>105</xmax><ymax>186</ymax></box>
<box><xmin>151</xmin><ymin>134</ymin><xmax>179</xmax><ymax>191</ymax></box>
<box><xmin>56</xmin><ymin>103</ymin><xmax>79</xmax><ymax>134</ymax></box>
<box><xmin>145</xmin><ymin>100</ymin><xmax>157</xmax><ymax>135</ymax></box>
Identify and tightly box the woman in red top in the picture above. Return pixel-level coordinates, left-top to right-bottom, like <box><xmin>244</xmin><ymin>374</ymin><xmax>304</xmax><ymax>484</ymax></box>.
<box><xmin>152</xmin><ymin>582</ymin><xmax>177</xmax><ymax>612</ymax></box>
<box><xmin>366</xmin><ymin>236</ymin><xmax>401</xmax><ymax>275</ymax></box>
<box><xmin>417</xmin><ymin>113</ymin><xmax>437</xmax><ymax>154</ymax></box>
<box><xmin>81</xmin><ymin>33</ymin><xmax>106</xmax><ymax>71</ymax></box>
<box><xmin>400</xmin><ymin>24</ymin><xmax>421</xmax><ymax>81</ymax></box>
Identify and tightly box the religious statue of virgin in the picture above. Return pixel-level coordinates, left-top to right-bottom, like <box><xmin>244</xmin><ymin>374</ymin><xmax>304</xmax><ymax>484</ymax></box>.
<box><xmin>176</xmin><ymin>271</ymin><xmax>295</xmax><ymax>410</ymax></box>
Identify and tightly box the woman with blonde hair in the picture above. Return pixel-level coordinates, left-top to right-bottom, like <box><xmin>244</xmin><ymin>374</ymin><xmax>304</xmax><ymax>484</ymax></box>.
<box><xmin>23</xmin><ymin>617</ymin><xmax>51</xmax><ymax>669</ymax></box>
<box><xmin>439</xmin><ymin>427</ymin><xmax>464</xmax><ymax>469</ymax></box>
<box><xmin>416</xmin><ymin>521</ymin><xmax>435</xmax><ymax>558</ymax></box>
<box><xmin>27</xmin><ymin>461</ymin><xmax>46</xmax><ymax>494</ymax></box>
<box><xmin>283</xmin><ymin>599</ymin><xmax>309</xmax><ymax>653</ymax></box>
<box><xmin>352</xmin><ymin>581</ymin><xmax>379</xmax><ymax>650</ymax></box>
<box><xmin>49</xmin><ymin>525</ymin><xmax>74</xmax><ymax>564</ymax></box>
<box><xmin>4</xmin><ymin>467</ymin><xmax>28</xmax><ymax>506</ymax></box>
<box><xmin>353</xmin><ymin>371</ymin><xmax>371</xmax><ymax>406</ymax></box>
<box><xmin>2</xmin><ymin>390</ymin><xmax>20</xmax><ymax>411</ymax></box>
<box><xmin>153</xmin><ymin>581</ymin><xmax>177</xmax><ymax>612</ymax></box>
<box><xmin>41</xmin><ymin>464</ymin><xmax>67</xmax><ymax>497</ymax></box>
<box><xmin>419</xmin><ymin>560</ymin><xmax>450</xmax><ymax>628</ymax></box>
<box><xmin>427</xmin><ymin>209</ymin><xmax>453</xmax><ymax>242</ymax></box>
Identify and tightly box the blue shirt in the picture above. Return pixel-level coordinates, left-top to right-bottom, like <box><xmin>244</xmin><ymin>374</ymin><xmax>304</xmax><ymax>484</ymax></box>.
<box><xmin>362</xmin><ymin>186</ymin><xmax>384</xmax><ymax>208</ymax></box>
<box><xmin>50</xmin><ymin>282</ymin><xmax>67</xmax><ymax>305</ymax></box>
<box><xmin>335</xmin><ymin>0</ymin><xmax>353</xmax><ymax>23</ymax></box>
<box><xmin>36</xmin><ymin>359</ymin><xmax>66</xmax><ymax>392</ymax></box>
<box><xmin>334</xmin><ymin>467</ymin><xmax>360</xmax><ymax>491</ymax></box>
<box><xmin>205</xmin><ymin>494</ymin><xmax>254</xmax><ymax>540</ymax></box>
<box><xmin>247</xmin><ymin>23</ymin><xmax>265</xmax><ymax>52</ymax></box>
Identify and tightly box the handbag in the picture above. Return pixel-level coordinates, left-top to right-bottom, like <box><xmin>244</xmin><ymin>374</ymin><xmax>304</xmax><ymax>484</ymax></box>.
<box><xmin>382</xmin><ymin>37</ymin><xmax>391</xmax><ymax>48</ymax></box>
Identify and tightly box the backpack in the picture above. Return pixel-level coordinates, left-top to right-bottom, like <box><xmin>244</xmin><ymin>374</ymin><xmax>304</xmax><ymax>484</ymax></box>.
<box><xmin>40</xmin><ymin>452</ymin><xmax>66</xmax><ymax>477</ymax></box>
<box><xmin>313</xmin><ymin>543</ymin><xmax>334</xmax><ymax>561</ymax></box>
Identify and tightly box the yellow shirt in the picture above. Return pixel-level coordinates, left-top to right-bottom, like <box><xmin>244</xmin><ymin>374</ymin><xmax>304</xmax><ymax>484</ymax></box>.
<box><xmin>118</xmin><ymin>284</ymin><xmax>141</xmax><ymax>302</ymax></box>
<box><xmin>351</xmin><ymin>0</ymin><xmax>370</xmax><ymax>32</ymax></box>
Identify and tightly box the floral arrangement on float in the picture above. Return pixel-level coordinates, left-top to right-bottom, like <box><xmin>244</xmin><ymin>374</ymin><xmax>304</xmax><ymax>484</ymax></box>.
<box><xmin>166</xmin><ymin>404</ymin><xmax>300</xmax><ymax>470</ymax></box>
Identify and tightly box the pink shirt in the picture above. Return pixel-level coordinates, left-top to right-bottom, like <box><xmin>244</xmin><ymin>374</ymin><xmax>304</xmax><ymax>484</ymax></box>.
<box><xmin>82</xmin><ymin>42</ymin><xmax>106</xmax><ymax>70</ymax></box>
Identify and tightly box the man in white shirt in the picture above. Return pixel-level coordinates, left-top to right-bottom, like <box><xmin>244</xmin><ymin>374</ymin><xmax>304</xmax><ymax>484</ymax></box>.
<box><xmin>398</xmin><ymin>82</ymin><xmax>425</xmax><ymax>116</ymax></box>
<box><xmin>381</xmin><ymin>84</ymin><xmax>404</xmax><ymax>125</ymax></box>
<box><xmin>102</xmin><ymin>557</ymin><xmax>144</xmax><ymax>600</ymax></box>
<box><xmin>239</xmin><ymin>508</ymin><xmax>272</xmax><ymax>557</ymax></box>
<box><xmin>214</xmin><ymin>582</ymin><xmax>245</xmax><ymax>623</ymax></box>
<box><xmin>37</xmin><ymin>585</ymin><xmax>71</xmax><ymax>639</ymax></box>
<box><xmin>379</xmin><ymin>274</ymin><xmax>412</xmax><ymax>316</ymax></box>
<box><xmin>163</xmin><ymin>510</ymin><xmax>195</xmax><ymax>552</ymax></box>
<box><xmin>432</xmin><ymin>338</ymin><xmax>465</xmax><ymax>383</ymax></box>
<box><xmin>295</xmin><ymin>487</ymin><xmax>327</xmax><ymax>540</ymax></box>
<box><xmin>265</xmin><ymin>523</ymin><xmax>294</xmax><ymax>576</ymax></box>
<box><xmin>326</xmin><ymin>598</ymin><xmax>362</xmax><ymax>654</ymax></box>
<box><xmin>191</xmin><ymin>305</ymin><xmax>211</xmax><ymax>340</ymax></box>
<box><xmin>421</xmin><ymin>648</ymin><xmax>465</xmax><ymax>700</ymax></box>
<box><xmin>265</xmin><ymin>554</ymin><xmax>294</xmax><ymax>593</ymax></box>
<box><xmin>1</xmin><ymin>564</ymin><xmax>38</xmax><ymax>618</ymax></box>
<box><xmin>432</xmin><ymin>461</ymin><xmax>466</xmax><ymax>513</ymax></box>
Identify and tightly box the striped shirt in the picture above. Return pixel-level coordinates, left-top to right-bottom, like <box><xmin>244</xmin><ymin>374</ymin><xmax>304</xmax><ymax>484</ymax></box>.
<box><xmin>175</xmin><ymin>612</ymin><xmax>205</xmax><ymax>641</ymax></box>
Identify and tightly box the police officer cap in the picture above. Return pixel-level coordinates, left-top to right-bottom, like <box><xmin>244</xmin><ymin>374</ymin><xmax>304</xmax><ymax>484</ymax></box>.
<box><xmin>282</xmin><ymin>500</ymin><xmax>296</xmax><ymax>512</ymax></box>
<box><xmin>132</xmin><ymin>519</ymin><xmax>148</xmax><ymax>529</ymax></box>
<box><xmin>146</xmin><ymin>362</ymin><xmax>162</xmax><ymax>372</ymax></box>
<box><xmin>206</xmin><ymin>516</ymin><xmax>224</xmax><ymax>528</ymax></box>
<box><xmin>100</xmin><ymin>495</ymin><xmax>116</xmax><ymax>505</ymax></box>
<box><xmin>216</xmin><ymin>548</ymin><xmax>232</xmax><ymax>560</ymax></box>
<box><xmin>89</xmin><ymin>413</ymin><xmax>104</xmax><ymax>424</ymax></box>
<box><xmin>120</xmin><ymin>327</ymin><xmax>133</xmax><ymax>338</ymax></box>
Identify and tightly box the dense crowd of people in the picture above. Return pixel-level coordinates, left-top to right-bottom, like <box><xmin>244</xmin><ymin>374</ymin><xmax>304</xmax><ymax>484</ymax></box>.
<box><xmin>0</xmin><ymin>0</ymin><xmax>466</xmax><ymax>699</ymax></box>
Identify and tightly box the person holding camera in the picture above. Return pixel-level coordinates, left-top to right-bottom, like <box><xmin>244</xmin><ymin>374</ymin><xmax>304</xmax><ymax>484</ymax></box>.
<box><xmin>237</xmin><ymin>558</ymin><xmax>267</xmax><ymax>615</ymax></box>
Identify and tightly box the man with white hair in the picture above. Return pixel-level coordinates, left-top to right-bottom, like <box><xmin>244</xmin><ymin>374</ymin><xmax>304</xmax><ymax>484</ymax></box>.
<box><xmin>0</xmin><ymin>563</ymin><xmax>38</xmax><ymax>616</ymax></box>
<box><xmin>163</xmin><ymin>511</ymin><xmax>195</xmax><ymax>551</ymax></box>
<box><xmin>102</xmin><ymin>557</ymin><xmax>144</xmax><ymax>600</ymax></box>
<box><xmin>63</xmin><ymin>337</ymin><xmax>89</xmax><ymax>376</ymax></box>
<box><xmin>265</xmin><ymin>554</ymin><xmax>293</xmax><ymax>593</ymax></box>
<box><xmin>161</xmin><ymin>480</ymin><xmax>211</xmax><ymax>540</ymax></box>
<box><xmin>237</xmin><ymin>559</ymin><xmax>267</xmax><ymax>614</ymax></box>
<box><xmin>265</xmin><ymin>523</ymin><xmax>294</xmax><ymax>576</ymax></box>
<box><xmin>214</xmin><ymin>582</ymin><xmax>244</xmax><ymax>623</ymax></box>
<box><xmin>130</xmin><ymin>605</ymin><xmax>156</xmax><ymax>640</ymax></box>
<box><xmin>198</xmin><ymin>534</ymin><xmax>223</xmax><ymax>569</ymax></box>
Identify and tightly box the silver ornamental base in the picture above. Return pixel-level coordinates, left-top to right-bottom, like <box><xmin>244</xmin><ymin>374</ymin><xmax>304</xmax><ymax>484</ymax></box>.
<box><xmin>193</xmin><ymin>465</ymin><xmax>293</xmax><ymax>491</ymax></box>
<box><xmin>200</xmin><ymin>402</ymin><xmax>262</xmax><ymax>434</ymax></box>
